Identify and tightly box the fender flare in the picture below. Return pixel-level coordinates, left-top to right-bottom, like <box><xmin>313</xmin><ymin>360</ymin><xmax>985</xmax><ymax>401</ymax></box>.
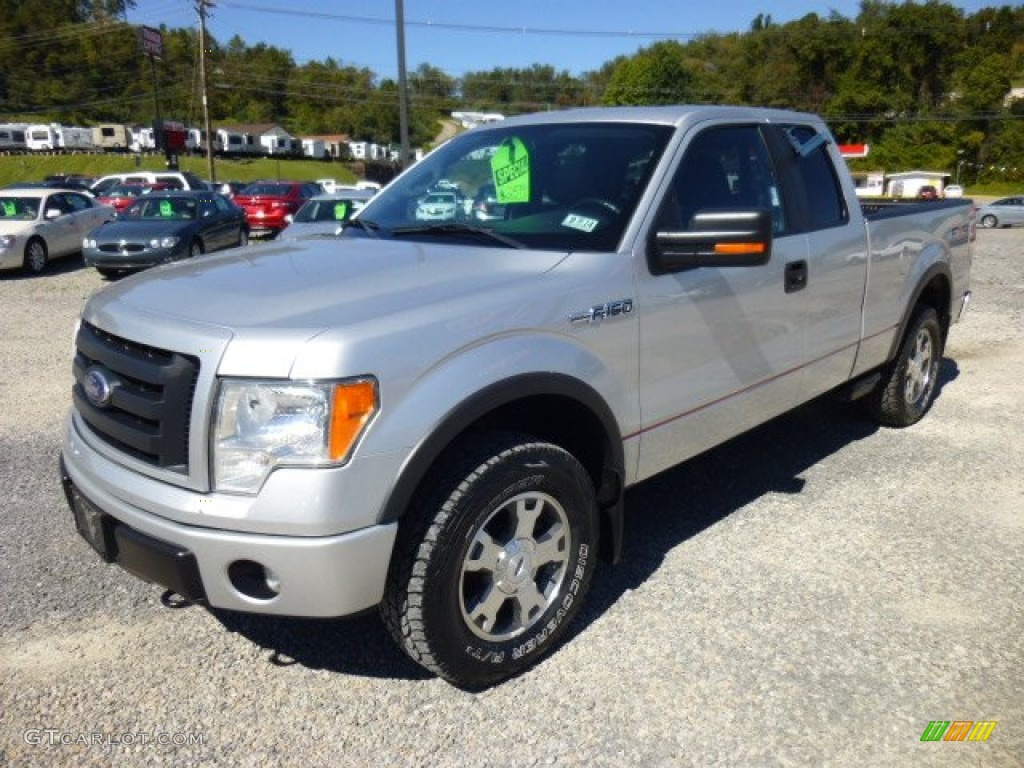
<box><xmin>378</xmin><ymin>372</ymin><xmax>626</xmax><ymax>562</ymax></box>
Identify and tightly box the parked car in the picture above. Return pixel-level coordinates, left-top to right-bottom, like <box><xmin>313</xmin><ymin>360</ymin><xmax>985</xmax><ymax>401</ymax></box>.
<box><xmin>60</xmin><ymin>105</ymin><xmax>974</xmax><ymax>689</ymax></box>
<box><xmin>917</xmin><ymin>185</ymin><xmax>939</xmax><ymax>200</ymax></box>
<box><xmin>0</xmin><ymin>188</ymin><xmax>113</xmax><ymax>273</ymax></box>
<box><xmin>232</xmin><ymin>180</ymin><xmax>321</xmax><ymax>237</ymax></box>
<box><xmin>90</xmin><ymin>171</ymin><xmax>208</xmax><ymax>198</ymax></box>
<box><xmin>943</xmin><ymin>184</ymin><xmax>964</xmax><ymax>198</ymax></box>
<box><xmin>415</xmin><ymin>191</ymin><xmax>460</xmax><ymax>221</ymax></box>
<box><xmin>278</xmin><ymin>190</ymin><xmax>375</xmax><ymax>240</ymax></box>
<box><xmin>96</xmin><ymin>182</ymin><xmax>171</xmax><ymax>215</ymax></box>
<box><xmin>43</xmin><ymin>174</ymin><xmax>96</xmax><ymax>193</ymax></box>
<box><xmin>976</xmin><ymin>196</ymin><xmax>1024</xmax><ymax>228</ymax></box>
<box><xmin>82</xmin><ymin>190</ymin><xmax>248</xmax><ymax>276</ymax></box>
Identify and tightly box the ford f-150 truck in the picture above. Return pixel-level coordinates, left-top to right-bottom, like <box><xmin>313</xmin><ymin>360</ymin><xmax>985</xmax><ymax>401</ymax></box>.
<box><xmin>60</xmin><ymin>106</ymin><xmax>973</xmax><ymax>688</ymax></box>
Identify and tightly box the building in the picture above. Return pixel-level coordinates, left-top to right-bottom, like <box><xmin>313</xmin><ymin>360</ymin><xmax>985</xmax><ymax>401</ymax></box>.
<box><xmin>883</xmin><ymin>171</ymin><xmax>952</xmax><ymax>198</ymax></box>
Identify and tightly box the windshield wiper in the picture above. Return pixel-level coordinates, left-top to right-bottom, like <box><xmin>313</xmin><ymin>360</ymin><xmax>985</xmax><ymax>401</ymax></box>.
<box><xmin>390</xmin><ymin>222</ymin><xmax>525</xmax><ymax>249</ymax></box>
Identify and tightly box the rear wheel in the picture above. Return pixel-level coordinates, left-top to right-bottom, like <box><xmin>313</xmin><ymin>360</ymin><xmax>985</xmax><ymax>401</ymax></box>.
<box><xmin>24</xmin><ymin>238</ymin><xmax>48</xmax><ymax>274</ymax></box>
<box><xmin>866</xmin><ymin>307</ymin><xmax>943</xmax><ymax>427</ymax></box>
<box><xmin>382</xmin><ymin>432</ymin><xmax>598</xmax><ymax>688</ymax></box>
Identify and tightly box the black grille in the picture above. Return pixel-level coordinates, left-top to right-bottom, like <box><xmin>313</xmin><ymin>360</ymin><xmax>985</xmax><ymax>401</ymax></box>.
<box><xmin>72</xmin><ymin>322</ymin><xmax>200</xmax><ymax>473</ymax></box>
<box><xmin>98</xmin><ymin>243</ymin><xmax>145</xmax><ymax>253</ymax></box>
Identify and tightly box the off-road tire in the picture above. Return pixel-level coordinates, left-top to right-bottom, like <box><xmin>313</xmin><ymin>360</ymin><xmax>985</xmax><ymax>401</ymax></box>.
<box><xmin>381</xmin><ymin>431</ymin><xmax>598</xmax><ymax>689</ymax></box>
<box><xmin>866</xmin><ymin>306</ymin><xmax>943</xmax><ymax>427</ymax></box>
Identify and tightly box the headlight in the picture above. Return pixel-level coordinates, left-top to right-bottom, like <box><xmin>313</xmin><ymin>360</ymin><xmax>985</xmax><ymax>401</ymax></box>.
<box><xmin>212</xmin><ymin>378</ymin><xmax>378</xmax><ymax>494</ymax></box>
<box><xmin>82</xmin><ymin>237</ymin><xmax>96</xmax><ymax>249</ymax></box>
<box><xmin>0</xmin><ymin>234</ymin><xmax>16</xmax><ymax>251</ymax></box>
<box><xmin>149</xmin><ymin>236</ymin><xmax>180</xmax><ymax>249</ymax></box>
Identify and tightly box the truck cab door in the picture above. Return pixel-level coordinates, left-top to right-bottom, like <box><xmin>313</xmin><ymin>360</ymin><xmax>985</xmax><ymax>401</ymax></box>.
<box><xmin>765</xmin><ymin>124</ymin><xmax>867</xmax><ymax>402</ymax></box>
<box><xmin>633</xmin><ymin>123</ymin><xmax>810</xmax><ymax>481</ymax></box>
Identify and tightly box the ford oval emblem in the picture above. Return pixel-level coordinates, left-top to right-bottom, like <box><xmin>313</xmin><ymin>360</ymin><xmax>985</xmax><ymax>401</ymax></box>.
<box><xmin>83</xmin><ymin>366</ymin><xmax>115</xmax><ymax>408</ymax></box>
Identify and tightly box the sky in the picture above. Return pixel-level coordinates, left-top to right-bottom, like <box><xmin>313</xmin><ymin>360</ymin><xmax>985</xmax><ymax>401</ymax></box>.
<box><xmin>127</xmin><ymin>0</ymin><xmax>999</xmax><ymax>79</ymax></box>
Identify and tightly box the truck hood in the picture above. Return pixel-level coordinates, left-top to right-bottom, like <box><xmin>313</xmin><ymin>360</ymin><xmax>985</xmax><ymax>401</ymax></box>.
<box><xmin>88</xmin><ymin>237</ymin><xmax>568</xmax><ymax>335</ymax></box>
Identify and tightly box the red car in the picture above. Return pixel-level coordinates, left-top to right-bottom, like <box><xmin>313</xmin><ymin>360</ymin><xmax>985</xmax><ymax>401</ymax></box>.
<box><xmin>232</xmin><ymin>181</ymin><xmax>321</xmax><ymax>237</ymax></box>
<box><xmin>97</xmin><ymin>183</ymin><xmax>172</xmax><ymax>215</ymax></box>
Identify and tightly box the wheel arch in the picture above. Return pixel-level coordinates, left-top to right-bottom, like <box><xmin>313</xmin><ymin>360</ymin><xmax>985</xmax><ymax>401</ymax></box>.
<box><xmin>378</xmin><ymin>372</ymin><xmax>626</xmax><ymax>564</ymax></box>
<box><xmin>887</xmin><ymin>263</ymin><xmax>952</xmax><ymax>361</ymax></box>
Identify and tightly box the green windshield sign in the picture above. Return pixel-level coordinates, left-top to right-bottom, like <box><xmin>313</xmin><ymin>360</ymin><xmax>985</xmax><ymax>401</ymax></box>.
<box><xmin>333</xmin><ymin>202</ymin><xmax>349</xmax><ymax>220</ymax></box>
<box><xmin>490</xmin><ymin>137</ymin><xmax>531</xmax><ymax>203</ymax></box>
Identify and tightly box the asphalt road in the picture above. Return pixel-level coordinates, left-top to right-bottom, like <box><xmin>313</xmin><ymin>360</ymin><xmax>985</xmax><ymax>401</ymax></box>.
<box><xmin>0</xmin><ymin>228</ymin><xmax>1021</xmax><ymax>767</ymax></box>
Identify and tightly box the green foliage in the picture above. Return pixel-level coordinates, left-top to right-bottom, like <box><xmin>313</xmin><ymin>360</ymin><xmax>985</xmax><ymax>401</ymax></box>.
<box><xmin>0</xmin><ymin>0</ymin><xmax>1021</xmax><ymax>180</ymax></box>
<box><xmin>602</xmin><ymin>41</ymin><xmax>695</xmax><ymax>105</ymax></box>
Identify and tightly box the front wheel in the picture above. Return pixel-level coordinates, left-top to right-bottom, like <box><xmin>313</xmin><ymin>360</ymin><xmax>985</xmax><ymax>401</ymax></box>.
<box><xmin>979</xmin><ymin>214</ymin><xmax>997</xmax><ymax>229</ymax></box>
<box><xmin>866</xmin><ymin>307</ymin><xmax>943</xmax><ymax>427</ymax></box>
<box><xmin>382</xmin><ymin>432</ymin><xmax>598</xmax><ymax>688</ymax></box>
<box><xmin>24</xmin><ymin>238</ymin><xmax>48</xmax><ymax>274</ymax></box>
<box><xmin>188</xmin><ymin>239</ymin><xmax>203</xmax><ymax>259</ymax></box>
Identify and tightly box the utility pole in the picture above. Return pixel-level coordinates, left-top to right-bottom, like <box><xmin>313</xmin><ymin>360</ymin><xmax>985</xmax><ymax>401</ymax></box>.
<box><xmin>395</xmin><ymin>0</ymin><xmax>411</xmax><ymax>171</ymax></box>
<box><xmin>197</xmin><ymin>0</ymin><xmax>217</xmax><ymax>183</ymax></box>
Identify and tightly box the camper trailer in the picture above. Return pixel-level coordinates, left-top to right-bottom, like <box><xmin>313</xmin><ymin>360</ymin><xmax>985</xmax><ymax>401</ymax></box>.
<box><xmin>0</xmin><ymin>123</ymin><xmax>28</xmax><ymax>150</ymax></box>
<box><xmin>92</xmin><ymin>124</ymin><xmax>132</xmax><ymax>151</ymax></box>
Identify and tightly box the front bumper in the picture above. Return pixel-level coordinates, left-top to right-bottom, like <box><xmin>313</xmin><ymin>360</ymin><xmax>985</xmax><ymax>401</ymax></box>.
<box><xmin>0</xmin><ymin>245</ymin><xmax>24</xmax><ymax>271</ymax></box>
<box><xmin>59</xmin><ymin>452</ymin><xmax>398</xmax><ymax>617</ymax></box>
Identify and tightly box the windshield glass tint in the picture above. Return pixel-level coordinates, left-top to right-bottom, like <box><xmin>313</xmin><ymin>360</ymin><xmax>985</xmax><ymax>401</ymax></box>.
<box><xmin>355</xmin><ymin>121</ymin><xmax>673</xmax><ymax>251</ymax></box>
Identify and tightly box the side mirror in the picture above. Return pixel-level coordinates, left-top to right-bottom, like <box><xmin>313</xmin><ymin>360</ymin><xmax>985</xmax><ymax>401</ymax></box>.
<box><xmin>649</xmin><ymin>209</ymin><xmax>773</xmax><ymax>274</ymax></box>
<box><xmin>45</xmin><ymin>208</ymin><xmax>63</xmax><ymax>220</ymax></box>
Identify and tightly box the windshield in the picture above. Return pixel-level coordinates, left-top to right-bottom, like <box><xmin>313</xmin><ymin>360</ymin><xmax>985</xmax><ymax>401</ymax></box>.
<box><xmin>0</xmin><ymin>197</ymin><xmax>40</xmax><ymax>220</ymax></box>
<box><xmin>105</xmin><ymin>185</ymin><xmax>147</xmax><ymax>198</ymax></box>
<box><xmin>240</xmin><ymin>183</ymin><xmax>294</xmax><ymax>197</ymax></box>
<box><xmin>353</xmin><ymin>121</ymin><xmax>673</xmax><ymax>251</ymax></box>
<box><xmin>122</xmin><ymin>197</ymin><xmax>197</xmax><ymax>220</ymax></box>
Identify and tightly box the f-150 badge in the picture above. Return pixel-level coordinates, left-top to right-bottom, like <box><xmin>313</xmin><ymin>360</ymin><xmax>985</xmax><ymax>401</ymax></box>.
<box><xmin>568</xmin><ymin>299</ymin><xmax>633</xmax><ymax>325</ymax></box>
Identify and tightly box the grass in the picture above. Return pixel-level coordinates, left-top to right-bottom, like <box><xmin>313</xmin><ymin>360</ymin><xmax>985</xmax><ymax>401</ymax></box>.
<box><xmin>0</xmin><ymin>153</ymin><xmax>360</xmax><ymax>188</ymax></box>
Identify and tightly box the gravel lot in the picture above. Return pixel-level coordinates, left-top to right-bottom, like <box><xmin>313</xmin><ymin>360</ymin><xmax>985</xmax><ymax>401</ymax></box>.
<box><xmin>1</xmin><ymin>229</ymin><xmax>1021</xmax><ymax>767</ymax></box>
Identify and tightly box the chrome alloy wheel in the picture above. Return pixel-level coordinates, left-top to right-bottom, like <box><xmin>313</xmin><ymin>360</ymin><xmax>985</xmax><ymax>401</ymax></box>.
<box><xmin>904</xmin><ymin>325</ymin><xmax>936</xmax><ymax>407</ymax></box>
<box><xmin>459</xmin><ymin>491</ymin><xmax>570</xmax><ymax>642</ymax></box>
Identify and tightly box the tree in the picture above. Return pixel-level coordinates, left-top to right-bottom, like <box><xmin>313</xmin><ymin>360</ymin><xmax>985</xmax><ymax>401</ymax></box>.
<box><xmin>602</xmin><ymin>41</ymin><xmax>695</xmax><ymax>105</ymax></box>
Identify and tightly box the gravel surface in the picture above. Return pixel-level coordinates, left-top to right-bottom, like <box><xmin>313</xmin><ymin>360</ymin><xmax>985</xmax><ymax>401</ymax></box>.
<box><xmin>1</xmin><ymin>230</ymin><xmax>1021</xmax><ymax>767</ymax></box>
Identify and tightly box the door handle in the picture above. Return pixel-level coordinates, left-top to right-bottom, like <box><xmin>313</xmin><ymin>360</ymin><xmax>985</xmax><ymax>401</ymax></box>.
<box><xmin>785</xmin><ymin>260</ymin><xmax>808</xmax><ymax>293</ymax></box>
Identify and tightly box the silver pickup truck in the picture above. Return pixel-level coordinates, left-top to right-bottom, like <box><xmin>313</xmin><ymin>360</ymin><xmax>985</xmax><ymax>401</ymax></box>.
<box><xmin>60</xmin><ymin>106</ymin><xmax>972</xmax><ymax>688</ymax></box>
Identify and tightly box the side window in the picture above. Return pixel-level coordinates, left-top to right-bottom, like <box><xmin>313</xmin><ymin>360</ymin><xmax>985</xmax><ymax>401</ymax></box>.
<box><xmin>47</xmin><ymin>194</ymin><xmax>71</xmax><ymax>214</ymax></box>
<box><xmin>656</xmin><ymin>125</ymin><xmax>786</xmax><ymax>235</ymax></box>
<box><xmin>784</xmin><ymin>125</ymin><xmax>847</xmax><ymax>231</ymax></box>
<box><xmin>63</xmin><ymin>193</ymin><xmax>91</xmax><ymax>212</ymax></box>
